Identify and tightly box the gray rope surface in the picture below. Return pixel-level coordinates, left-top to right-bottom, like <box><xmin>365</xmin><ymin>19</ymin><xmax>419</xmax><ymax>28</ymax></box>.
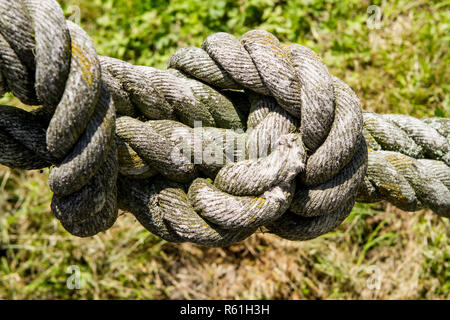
<box><xmin>0</xmin><ymin>0</ymin><xmax>448</xmax><ymax>247</ymax></box>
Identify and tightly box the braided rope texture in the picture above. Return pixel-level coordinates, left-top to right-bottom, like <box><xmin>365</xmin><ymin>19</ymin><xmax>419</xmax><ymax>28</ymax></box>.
<box><xmin>0</xmin><ymin>0</ymin><xmax>448</xmax><ymax>247</ymax></box>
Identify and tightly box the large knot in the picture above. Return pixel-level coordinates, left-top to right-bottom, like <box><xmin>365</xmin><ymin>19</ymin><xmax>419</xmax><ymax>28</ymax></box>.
<box><xmin>0</xmin><ymin>0</ymin><xmax>368</xmax><ymax>246</ymax></box>
<box><xmin>112</xmin><ymin>30</ymin><xmax>367</xmax><ymax>244</ymax></box>
<box><xmin>0</xmin><ymin>0</ymin><xmax>117</xmax><ymax>236</ymax></box>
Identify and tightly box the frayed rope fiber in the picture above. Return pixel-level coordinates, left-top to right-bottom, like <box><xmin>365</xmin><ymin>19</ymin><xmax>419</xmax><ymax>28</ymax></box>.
<box><xmin>0</xmin><ymin>0</ymin><xmax>448</xmax><ymax>247</ymax></box>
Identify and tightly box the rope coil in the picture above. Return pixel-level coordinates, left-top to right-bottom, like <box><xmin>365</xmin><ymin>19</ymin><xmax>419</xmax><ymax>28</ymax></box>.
<box><xmin>0</xmin><ymin>0</ymin><xmax>448</xmax><ymax>247</ymax></box>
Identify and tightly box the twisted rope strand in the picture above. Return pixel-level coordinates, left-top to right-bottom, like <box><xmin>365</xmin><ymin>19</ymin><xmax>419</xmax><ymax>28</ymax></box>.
<box><xmin>0</xmin><ymin>0</ymin><xmax>448</xmax><ymax>247</ymax></box>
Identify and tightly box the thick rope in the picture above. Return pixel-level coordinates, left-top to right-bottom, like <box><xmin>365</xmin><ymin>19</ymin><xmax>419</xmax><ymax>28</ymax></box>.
<box><xmin>0</xmin><ymin>0</ymin><xmax>448</xmax><ymax>247</ymax></box>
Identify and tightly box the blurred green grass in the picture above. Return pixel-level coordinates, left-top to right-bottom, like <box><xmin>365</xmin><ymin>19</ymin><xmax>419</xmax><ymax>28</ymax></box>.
<box><xmin>0</xmin><ymin>0</ymin><xmax>449</xmax><ymax>299</ymax></box>
<box><xmin>57</xmin><ymin>0</ymin><xmax>449</xmax><ymax>117</ymax></box>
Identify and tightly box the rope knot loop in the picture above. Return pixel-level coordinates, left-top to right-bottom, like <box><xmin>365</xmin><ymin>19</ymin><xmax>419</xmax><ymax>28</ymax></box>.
<box><xmin>0</xmin><ymin>0</ymin><xmax>118</xmax><ymax>236</ymax></box>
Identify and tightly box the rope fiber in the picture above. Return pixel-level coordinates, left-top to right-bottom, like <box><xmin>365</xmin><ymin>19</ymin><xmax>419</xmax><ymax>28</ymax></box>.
<box><xmin>0</xmin><ymin>0</ymin><xmax>448</xmax><ymax>247</ymax></box>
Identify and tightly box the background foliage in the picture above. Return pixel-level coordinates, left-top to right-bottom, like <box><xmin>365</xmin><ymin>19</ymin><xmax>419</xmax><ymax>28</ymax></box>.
<box><xmin>0</xmin><ymin>0</ymin><xmax>448</xmax><ymax>299</ymax></box>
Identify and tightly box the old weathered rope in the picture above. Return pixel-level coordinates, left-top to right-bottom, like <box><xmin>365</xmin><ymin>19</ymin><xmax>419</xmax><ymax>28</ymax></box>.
<box><xmin>0</xmin><ymin>0</ymin><xmax>448</xmax><ymax>247</ymax></box>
